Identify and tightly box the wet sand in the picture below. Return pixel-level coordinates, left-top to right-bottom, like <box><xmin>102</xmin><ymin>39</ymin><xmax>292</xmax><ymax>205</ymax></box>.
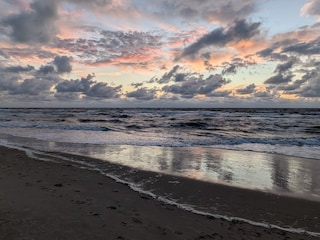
<box><xmin>0</xmin><ymin>146</ymin><xmax>319</xmax><ymax>240</ymax></box>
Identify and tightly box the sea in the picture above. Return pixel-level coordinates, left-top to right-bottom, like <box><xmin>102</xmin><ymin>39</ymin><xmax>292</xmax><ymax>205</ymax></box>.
<box><xmin>1</xmin><ymin>108</ymin><xmax>320</xmax><ymax>229</ymax></box>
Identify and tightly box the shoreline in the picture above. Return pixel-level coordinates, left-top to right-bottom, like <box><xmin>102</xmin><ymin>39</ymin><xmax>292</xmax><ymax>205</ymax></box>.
<box><xmin>2</xmin><ymin>134</ymin><xmax>320</xmax><ymax>201</ymax></box>
<box><xmin>1</xmin><ymin>145</ymin><xmax>320</xmax><ymax>239</ymax></box>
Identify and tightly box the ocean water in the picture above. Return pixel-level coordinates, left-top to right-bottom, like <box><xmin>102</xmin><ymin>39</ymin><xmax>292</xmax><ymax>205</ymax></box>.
<box><xmin>0</xmin><ymin>108</ymin><xmax>320</xmax><ymax>200</ymax></box>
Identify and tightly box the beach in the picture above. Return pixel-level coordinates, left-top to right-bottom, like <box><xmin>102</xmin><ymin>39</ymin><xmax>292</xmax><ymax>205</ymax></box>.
<box><xmin>1</xmin><ymin>145</ymin><xmax>320</xmax><ymax>240</ymax></box>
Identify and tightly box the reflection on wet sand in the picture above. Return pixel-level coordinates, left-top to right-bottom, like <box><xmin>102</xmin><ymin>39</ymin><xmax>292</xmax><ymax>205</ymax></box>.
<box><xmin>87</xmin><ymin>145</ymin><xmax>320</xmax><ymax>200</ymax></box>
<box><xmin>3</xmin><ymin>135</ymin><xmax>320</xmax><ymax>200</ymax></box>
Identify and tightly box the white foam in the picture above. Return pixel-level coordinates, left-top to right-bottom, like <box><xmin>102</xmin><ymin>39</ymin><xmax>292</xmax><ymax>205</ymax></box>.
<box><xmin>2</xmin><ymin>142</ymin><xmax>320</xmax><ymax>238</ymax></box>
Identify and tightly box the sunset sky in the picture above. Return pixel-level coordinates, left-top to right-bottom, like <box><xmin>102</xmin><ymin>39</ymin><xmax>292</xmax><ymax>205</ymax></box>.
<box><xmin>0</xmin><ymin>0</ymin><xmax>320</xmax><ymax>107</ymax></box>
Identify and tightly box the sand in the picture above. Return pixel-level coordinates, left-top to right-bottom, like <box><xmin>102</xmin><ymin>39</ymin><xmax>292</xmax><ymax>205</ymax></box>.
<box><xmin>0</xmin><ymin>145</ymin><xmax>319</xmax><ymax>240</ymax></box>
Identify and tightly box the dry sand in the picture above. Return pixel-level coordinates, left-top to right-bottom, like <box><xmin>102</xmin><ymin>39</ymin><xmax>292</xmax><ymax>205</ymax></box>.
<box><xmin>0</xmin><ymin>146</ymin><xmax>319</xmax><ymax>240</ymax></box>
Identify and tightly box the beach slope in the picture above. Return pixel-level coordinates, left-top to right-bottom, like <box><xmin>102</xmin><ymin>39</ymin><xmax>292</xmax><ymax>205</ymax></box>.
<box><xmin>0</xmin><ymin>146</ymin><xmax>319</xmax><ymax>240</ymax></box>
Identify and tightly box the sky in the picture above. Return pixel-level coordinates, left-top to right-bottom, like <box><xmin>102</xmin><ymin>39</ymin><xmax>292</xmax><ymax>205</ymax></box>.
<box><xmin>0</xmin><ymin>0</ymin><xmax>320</xmax><ymax>108</ymax></box>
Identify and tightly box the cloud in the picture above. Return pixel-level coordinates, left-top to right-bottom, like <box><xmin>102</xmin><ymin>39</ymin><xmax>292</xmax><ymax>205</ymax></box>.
<box><xmin>264</xmin><ymin>74</ymin><xmax>293</xmax><ymax>85</ymax></box>
<box><xmin>55</xmin><ymin>74</ymin><xmax>95</xmax><ymax>93</ymax></box>
<box><xmin>162</xmin><ymin>74</ymin><xmax>230</xmax><ymax>98</ymax></box>
<box><xmin>56</xmin><ymin>29</ymin><xmax>163</xmax><ymax>68</ymax></box>
<box><xmin>236</xmin><ymin>83</ymin><xmax>256</xmax><ymax>95</ymax></box>
<box><xmin>1</xmin><ymin>47</ymin><xmax>56</xmax><ymax>60</ymax></box>
<box><xmin>55</xmin><ymin>74</ymin><xmax>122</xmax><ymax>99</ymax></box>
<box><xmin>0</xmin><ymin>61</ymin><xmax>57</xmax><ymax>95</ymax></box>
<box><xmin>0</xmin><ymin>73</ymin><xmax>19</xmax><ymax>91</ymax></box>
<box><xmin>204</xmin><ymin>1</ymin><xmax>256</xmax><ymax>24</ymax></box>
<box><xmin>222</xmin><ymin>57</ymin><xmax>256</xmax><ymax>75</ymax></box>
<box><xmin>140</xmin><ymin>0</ymin><xmax>256</xmax><ymax>24</ymax></box>
<box><xmin>301</xmin><ymin>0</ymin><xmax>320</xmax><ymax>18</ymax></box>
<box><xmin>0</xmin><ymin>49</ymin><xmax>9</xmax><ymax>59</ymax></box>
<box><xmin>274</xmin><ymin>58</ymin><xmax>297</xmax><ymax>74</ymax></box>
<box><xmin>263</xmin><ymin>57</ymin><xmax>297</xmax><ymax>85</ymax></box>
<box><xmin>4</xmin><ymin>65</ymin><xmax>34</xmax><ymax>73</ymax></box>
<box><xmin>155</xmin><ymin>65</ymin><xmax>183</xmax><ymax>84</ymax></box>
<box><xmin>282</xmin><ymin>37</ymin><xmax>320</xmax><ymax>55</ymax></box>
<box><xmin>86</xmin><ymin>82</ymin><xmax>122</xmax><ymax>99</ymax></box>
<box><xmin>35</xmin><ymin>55</ymin><xmax>72</xmax><ymax>75</ymax></box>
<box><xmin>180</xmin><ymin>19</ymin><xmax>261</xmax><ymax>59</ymax></box>
<box><xmin>66</xmin><ymin>0</ymin><xmax>113</xmax><ymax>8</ymax></box>
<box><xmin>154</xmin><ymin>65</ymin><xmax>209</xmax><ymax>85</ymax></box>
<box><xmin>126</xmin><ymin>88</ymin><xmax>157</xmax><ymax>100</ymax></box>
<box><xmin>298</xmin><ymin>78</ymin><xmax>320</xmax><ymax>97</ymax></box>
<box><xmin>257</xmin><ymin>47</ymin><xmax>289</xmax><ymax>62</ymax></box>
<box><xmin>10</xmin><ymin>77</ymin><xmax>55</xmax><ymax>95</ymax></box>
<box><xmin>279</xmin><ymin>79</ymin><xmax>307</xmax><ymax>92</ymax></box>
<box><xmin>253</xmin><ymin>90</ymin><xmax>276</xmax><ymax>99</ymax></box>
<box><xmin>53</xmin><ymin>56</ymin><xmax>72</xmax><ymax>74</ymax></box>
<box><xmin>0</xmin><ymin>55</ymin><xmax>74</xmax><ymax>98</ymax></box>
<box><xmin>37</xmin><ymin>65</ymin><xmax>56</xmax><ymax>75</ymax></box>
<box><xmin>281</xmin><ymin>68</ymin><xmax>320</xmax><ymax>97</ymax></box>
<box><xmin>257</xmin><ymin>24</ymin><xmax>320</xmax><ymax>62</ymax></box>
<box><xmin>2</xmin><ymin>0</ymin><xmax>59</xmax><ymax>44</ymax></box>
<box><xmin>131</xmin><ymin>82</ymin><xmax>144</xmax><ymax>88</ymax></box>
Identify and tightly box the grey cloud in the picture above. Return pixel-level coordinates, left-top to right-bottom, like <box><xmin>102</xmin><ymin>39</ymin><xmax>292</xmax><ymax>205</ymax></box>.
<box><xmin>65</xmin><ymin>0</ymin><xmax>113</xmax><ymax>9</ymax></box>
<box><xmin>204</xmin><ymin>1</ymin><xmax>255</xmax><ymax>24</ymax></box>
<box><xmin>86</xmin><ymin>82</ymin><xmax>122</xmax><ymax>99</ymax></box>
<box><xmin>2</xmin><ymin>0</ymin><xmax>59</xmax><ymax>44</ymax></box>
<box><xmin>1</xmin><ymin>47</ymin><xmax>56</xmax><ymax>60</ymax></box>
<box><xmin>206</xmin><ymin>90</ymin><xmax>232</xmax><ymax>98</ymax></box>
<box><xmin>35</xmin><ymin>55</ymin><xmax>72</xmax><ymax>75</ymax></box>
<box><xmin>55</xmin><ymin>92</ymin><xmax>82</xmax><ymax>101</ymax></box>
<box><xmin>55</xmin><ymin>74</ymin><xmax>122</xmax><ymax>99</ymax></box>
<box><xmin>55</xmin><ymin>74</ymin><xmax>95</xmax><ymax>93</ymax></box>
<box><xmin>156</xmin><ymin>65</ymin><xmax>182</xmax><ymax>84</ymax></box>
<box><xmin>53</xmin><ymin>56</ymin><xmax>72</xmax><ymax>74</ymax></box>
<box><xmin>0</xmin><ymin>57</ymin><xmax>65</xmax><ymax>96</ymax></box>
<box><xmin>283</xmin><ymin>69</ymin><xmax>320</xmax><ymax>97</ymax></box>
<box><xmin>126</xmin><ymin>88</ymin><xmax>157</xmax><ymax>100</ymax></box>
<box><xmin>4</xmin><ymin>65</ymin><xmax>34</xmax><ymax>73</ymax></box>
<box><xmin>131</xmin><ymin>82</ymin><xmax>144</xmax><ymax>88</ymax></box>
<box><xmin>204</xmin><ymin>60</ymin><xmax>215</xmax><ymax>72</ymax></box>
<box><xmin>56</xmin><ymin>30</ymin><xmax>162</xmax><ymax>66</ymax></box>
<box><xmin>257</xmin><ymin>48</ymin><xmax>273</xmax><ymax>58</ymax></box>
<box><xmin>222</xmin><ymin>64</ymin><xmax>237</xmax><ymax>75</ymax></box>
<box><xmin>256</xmin><ymin>39</ymin><xmax>299</xmax><ymax>61</ymax></box>
<box><xmin>259</xmin><ymin>36</ymin><xmax>320</xmax><ymax>59</ymax></box>
<box><xmin>257</xmin><ymin>47</ymin><xmax>289</xmax><ymax>61</ymax></box>
<box><xmin>253</xmin><ymin>91</ymin><xmax>274</xmax><ymax>98</ymax></box>
<box><xmin>279</xmin><ymin>79</ymin><xmax>307</xmax><ymax>92</ymax></box>
<box><xmin>179</xmin><ymin>7</ymin><xmax>198</xmax><ymax>18</ymax></box>
<box><xmin>37</xmin><ymin>65</ymin><xmax>55</xmax><ymax>75</ymax></box>
<box><xmin>222</xmin><ymin>58</ymin><xmax>255</xmax><ymax>75</ymax></box>
<box><xmin>274</xmin><ymin>58</ymin><xmax>297</xmax><ymax>74</ymax></box>
<box><xmin>236</xmin><ymin>84</ymin><xmax>256</xmax><ymax>95</ymax></box>
<box><xmin>264</xmin><ymin>74</ymin><xmax>293</xmax><ymax>85</ymax></box>
<box><xmin>67</xmin><ymin>0</ymin><xmax>111</xmax><ymax>5</ymax></box>
<box><xmin>264</xmin><ymin>58</ymin><xmax>297</xmax><ymax>85</ymax></box>
<box><xmin>10</xmin><ymin>78</ymin><xmax>54</xmax><ymax>95</ymax></box>
<box><xmin>180</xmin><ymin>19</ymin><xmax>261</xmax><ymax>59</ymax></box>
<box><xmin>162</xmin><ymin>74</ymin><xmax>230</xmax><ymax>98</ymax></box>
<box><xmin>302</xmin><ymin>0</ymin><xmax>320</xmax><ymax>17</ymax></box>
<box><xmin>154</xmin><ymin>65</ymin><xmax>203</xmax><ymax>85</ymax></box>
<box><xmin>0</xmin><ymin>74</ymin><xmax>19</xmax><ymax>91</ymax></box>
<box><xmin>0</xmin><ymin>49</ymin><xmax>9</xmax><ymax>59</ymax></box>
<box><xmin>141</xmin><ymin>0</ymin><xmax>256</xmax><ymax>24</ymax></box>
<box><xmin>296</xmin><ymin>79</ymin><xmax>320</xmax><ymax>98</ymax></box>
<box><xmin>282</xmin><ymin>38</ymin><xmax>320</xmax><ymax>55</ymax></box>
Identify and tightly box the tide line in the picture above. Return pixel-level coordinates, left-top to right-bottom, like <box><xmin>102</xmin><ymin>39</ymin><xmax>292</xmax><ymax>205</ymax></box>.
<box><xmin>2</xmin><ymin>142</ymin><xmax>320</xmax><ymax>238</ymax></box>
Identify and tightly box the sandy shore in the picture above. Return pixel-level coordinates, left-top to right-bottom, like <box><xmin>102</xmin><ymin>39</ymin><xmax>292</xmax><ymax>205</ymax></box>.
<box><xmin>0</xmin><ymin>146</ymin><xmax>319</xmax><ymax>240</ymax></box>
